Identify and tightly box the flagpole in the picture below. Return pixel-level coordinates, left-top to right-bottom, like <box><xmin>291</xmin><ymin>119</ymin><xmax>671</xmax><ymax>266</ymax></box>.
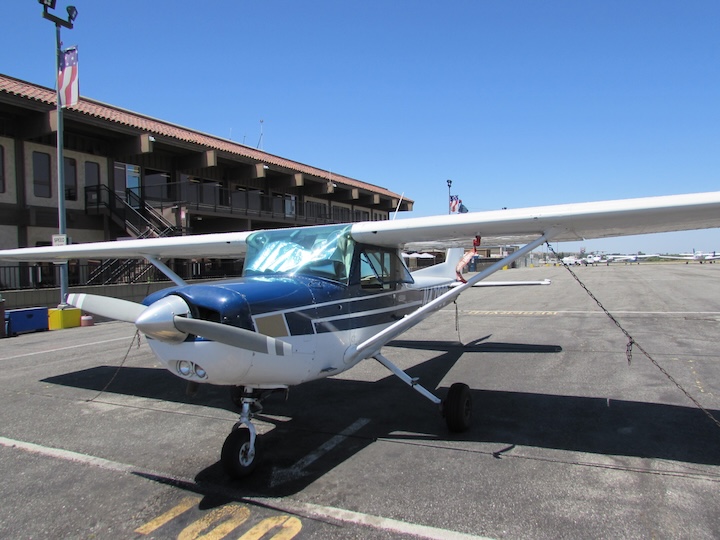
<box><xmin>447</xmin><ymin>179</ymin><xmax>452</xmax><ymax>214</ymax></box>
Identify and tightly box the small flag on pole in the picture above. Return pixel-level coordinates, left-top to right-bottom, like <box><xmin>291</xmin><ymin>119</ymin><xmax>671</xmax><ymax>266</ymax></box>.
<box><xmin>58</xmin><ymin>47</ymin><xmax>79</xmax><ymax>108</ymax></box>
<box><xmin>450</xmin><ymin>195</ymin><xmax>459</xmax><ymax>213</ymax></box>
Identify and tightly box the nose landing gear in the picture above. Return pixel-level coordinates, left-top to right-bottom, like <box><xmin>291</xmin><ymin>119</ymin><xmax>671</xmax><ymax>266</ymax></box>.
<box><xmin>221</xmin><ymin>387</ymin><xmax>266</xmax><ymax>478</ymax></box>
<box><xmin>221</xmin><ymin>421</ymin><xmax>260</xmax><ymax>478</ymax></box>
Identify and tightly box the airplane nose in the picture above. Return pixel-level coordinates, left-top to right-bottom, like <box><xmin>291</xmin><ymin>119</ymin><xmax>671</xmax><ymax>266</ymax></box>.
<box><xmin>135</xmin><ymin>295</ymin><xmax>191</xmax><ymax>343</ymax></box>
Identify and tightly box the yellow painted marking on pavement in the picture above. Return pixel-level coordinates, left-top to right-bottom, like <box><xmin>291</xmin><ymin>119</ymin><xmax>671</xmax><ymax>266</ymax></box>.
<box><xmin>1</xmin><ymin>434</ymin><xmax>487</xmax><ymax>540</ymax></box>
<box><xmin>135</xmin><ymin>496</ymin><xmax>200</xmax><ymax>535</ymax></box>
<box><xmin>465</xmin><ymin>310</ymin><xmax>558</xmax><ymax>316</ymax></box>
<box><xmin>239</xmin><ymin>516</ymin><xmax>302</xmax><ymax>540</ymax></box>
<box><xmin>685</xmin><ymin>359</ymin><xmax>711</xmax><ymax>396</ymax></box>
<box><xmin>178</xmin><ymin>504</ymin><xmax>250</xmax><ymax>540</ymax></box>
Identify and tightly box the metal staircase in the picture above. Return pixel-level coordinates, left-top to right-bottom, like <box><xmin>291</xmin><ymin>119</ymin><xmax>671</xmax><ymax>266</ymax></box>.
<box><xmin>84</xmin><ymin>186</ymin><xmax>181</xmax><ymax>285</ymax></box>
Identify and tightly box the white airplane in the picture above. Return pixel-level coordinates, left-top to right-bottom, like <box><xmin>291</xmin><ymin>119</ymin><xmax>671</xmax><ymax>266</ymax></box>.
<box><xmin>655</xmin><ymin>249</ymin><xmax>720</xmax><ymax>263</ymax></box>
<box><xmin>2</xmin><ymin>191</ymin><xmax>720</xmax><ymax>479</ymax></box>
<box><xmin>581</xmin><ymin>254</ymin><xmax>607</xmax><ymax>265</ymax></box>
<box><xmin>605</xmin><ymin>253</ymin><xmax>657</xmax><ymax>264</ymax></box>
<box><xmin>561</xmin><ymin>256</ymin><xmax>582</xmax><ymax>266</ymax></box>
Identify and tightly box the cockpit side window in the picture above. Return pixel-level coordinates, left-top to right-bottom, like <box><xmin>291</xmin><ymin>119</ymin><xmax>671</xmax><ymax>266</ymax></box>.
<box><xmin>356</xmin><ymin>245</ymin><xmax>414</xmax><ymax>290</ymax></box>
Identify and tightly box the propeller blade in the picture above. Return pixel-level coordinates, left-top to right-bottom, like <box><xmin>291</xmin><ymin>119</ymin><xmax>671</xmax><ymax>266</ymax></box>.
<box><xmin>172</xmin><ymin>316</ymin><xmax>293</xmax><ymax>356</ymax></box>
<box><xmin>67</xmin><ymin>293</ymin><xmax>146</xmax><ymax>323</ymax></box>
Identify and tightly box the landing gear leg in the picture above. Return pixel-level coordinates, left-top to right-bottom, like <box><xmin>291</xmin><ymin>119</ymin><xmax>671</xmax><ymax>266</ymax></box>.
<box><xmin>373</xmin><ymin>353</ymin><xmax>473</xmax><ymax>433</ymax></box>
<box><xmin>221</xmin><ymin>387</ymin><xmax>262</xmax><ymax>478</ymax></box>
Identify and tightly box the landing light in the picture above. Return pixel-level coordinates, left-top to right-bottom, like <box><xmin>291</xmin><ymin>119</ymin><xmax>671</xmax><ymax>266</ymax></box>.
<box><xmin>178</xmin><ymin>360</ymin><xmax>193</xmax><ymax>377</ymax></box>
<box><xmin>176</xmin><ymin>360</ymin><xmax>208</xmax><ymax>379</ymax></box>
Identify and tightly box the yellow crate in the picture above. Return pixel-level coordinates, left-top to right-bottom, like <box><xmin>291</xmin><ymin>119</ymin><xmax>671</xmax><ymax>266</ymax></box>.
<box><xmin>48</xmin><ymin>307</ymin><xmax>82</xmax><ymax>330</ymax></box>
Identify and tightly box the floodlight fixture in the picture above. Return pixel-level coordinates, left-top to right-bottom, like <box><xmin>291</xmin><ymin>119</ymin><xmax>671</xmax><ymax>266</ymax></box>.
<box><xmin>66</xmin><ymin>5</ymin><xmax>78</xmax><ymax>22</ymax></box>
<box><xmin>38</xmin><ymin>0</ymin><xmax>57</xmax><ymax>8</ymax></box>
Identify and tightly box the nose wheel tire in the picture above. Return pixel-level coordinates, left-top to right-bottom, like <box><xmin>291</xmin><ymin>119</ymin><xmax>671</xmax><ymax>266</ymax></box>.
<box><xmin>443</xmin><ymin>382</ymin><xmax>472</xmax><ymax>432</ymax></box>
<box><xmin>221</xmin><ymin>426</ymin><xmax>262</xmax><ymax>478</ymax></box>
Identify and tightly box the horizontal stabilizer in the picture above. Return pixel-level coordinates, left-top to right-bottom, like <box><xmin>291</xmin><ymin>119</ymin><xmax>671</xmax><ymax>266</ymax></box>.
<box><xmin>450</xmin><ymin>279</ymin><xmax>552</xmax><ymax>288</ymax></box>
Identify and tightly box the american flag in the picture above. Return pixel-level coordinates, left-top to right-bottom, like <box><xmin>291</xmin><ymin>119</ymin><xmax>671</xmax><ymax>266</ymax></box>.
<box><xmin>450</xmin><ymin>195</ymin><xmax>460</xmax><ymax>213</ymax></box>
<box><xmin>58</xmin><ymin>47</ymin><xmax>79</xmax><ymax>108</ymax></box>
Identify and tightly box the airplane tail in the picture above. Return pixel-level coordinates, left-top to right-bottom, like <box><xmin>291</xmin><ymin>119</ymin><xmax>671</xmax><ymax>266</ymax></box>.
<box><xmin>411</xmin><ymin>248</ymin><xmax>465</xmax><ymax>281</ymax></box>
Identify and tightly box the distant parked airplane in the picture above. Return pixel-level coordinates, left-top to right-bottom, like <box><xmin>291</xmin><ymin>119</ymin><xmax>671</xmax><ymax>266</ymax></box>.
<box><xmin>605</xmin><ymin>253</ymin><xmax>657</xmax><ymax>264</ymax></box>
<box><xmin>654</xmin><ymin>249</ymin><xmax>719</xmax><ymax>263</ymax></box>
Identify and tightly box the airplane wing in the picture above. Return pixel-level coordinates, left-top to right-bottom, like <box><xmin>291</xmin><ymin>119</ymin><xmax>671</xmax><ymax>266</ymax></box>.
<box><xmin>652</xmin><ymin>255</ymin><xmax>694</xmax><ymax>261</ymax></box>
<box><xmin>350</xmin><ymin>191</ymin><xmax>720</xmax><ymax>248</ymax></box>
<box><xmin>606</xmin><ymin>254</ymin><xmax>657</xmax><ymax>262</ymax></box>
<box><xmin>1</xmin><ymin>191</ymin><xmax>720</xmax><ymax>262</ymax></box>
<box><xmin>0</xmin><ymin>231</ymin><xmax>252</xmax><ymax>262</ymax></box>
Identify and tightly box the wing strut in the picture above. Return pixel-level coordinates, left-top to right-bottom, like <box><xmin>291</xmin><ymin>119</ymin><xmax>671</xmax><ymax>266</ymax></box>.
<box><xmin>345</xmin><ymin>230</ymin><xmax>558</xmax><ymax>364</ymax></box>
<box><xmin>373</xmin><ymin>353</ymin><xmax>442</xmax><ymax>406</ymax></box>
<box><xmin>146</xmin><ymin>256</ymin><xmax>187</xmax><ymax>287</ymax></box>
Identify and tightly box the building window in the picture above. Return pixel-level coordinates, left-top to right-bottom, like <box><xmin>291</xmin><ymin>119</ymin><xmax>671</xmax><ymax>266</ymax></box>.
<box><xmin>85</xmin><ymin>161</ymin><xmax>100</xmax><ymax>186</ymax></box>
<box><xmin>64</xmin><ymin>157</ymin><xmax>77</xmax><ymax>201</ymax></box>
<box><xmin>305</xmin><ymin>201</ymin><xmax>327</xmax><ymax>219</ymax></box>
<box><xmin>33</xmin><ymin>151</ymin><xmax>52</xmax><ymax>198</ymax></box>
<box><xmin>0</xmin><ymin>145</ymin><xmax>5</xmax><ymax>193</ymax></box>
<box><xmin>332</xmin><ymin>205</ymin><xmax>351</xmax><ymax>222</ymax></box>
<box><xmin>145</xmin><ymin>168</ymin><xmax>171</xmax><ymax>201</ymax></box>
<box><xmin>85</xmin><ymin>161</ymin><xmax>101</xmax><ymax>204</ymax></box>
<box><xmin>354</xmin><ymin>210</ymin><xmax>370</xmax><ymax>222</ymax></box>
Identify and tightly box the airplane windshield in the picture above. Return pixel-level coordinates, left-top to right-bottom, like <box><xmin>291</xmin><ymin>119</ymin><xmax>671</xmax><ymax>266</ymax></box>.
<box><xmin>243</xmin><ymin>224</ymin><xmax>353</xmax><ymax>283</ymax></box>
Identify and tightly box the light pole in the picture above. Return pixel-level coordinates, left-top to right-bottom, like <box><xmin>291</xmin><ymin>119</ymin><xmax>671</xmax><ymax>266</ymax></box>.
<box><xmin>447</xmin><ymin>179</ymin><xmax>452</xmax><ymax>214</ymax></box>
<box><xmin>39</xmin><ymin>0</ymin><xmax>78</xmax><ymax>307</ymax></box>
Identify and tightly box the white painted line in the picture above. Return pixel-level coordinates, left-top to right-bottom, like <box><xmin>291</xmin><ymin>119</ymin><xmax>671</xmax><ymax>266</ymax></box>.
<box><xmin>0</xmin><ymin>336</ymin><xmax>137</xmax><ymax>362</ymax></box>
<box><xmin>0</xmin><ymin>436</ymin><xmax>136</xmax><ymax>474</ymax></box>
<box><xmin>0</xmin><ymin>434</ymin><xmax>492</xmax><ymax>540</ymax></box>
<box><xmin>250</xmin><ymin>497</ymin><xmax>493</xmax><ymax>540</ymax></box>
<box><xmin>270</xmin><ymin>418</ymin><xmax>371</xmax><ymax>486</ymax></box>
<box><xmin>463</xmin><ymin>309</ymin><xmax>720</xmax><ymax>316</ymax></box>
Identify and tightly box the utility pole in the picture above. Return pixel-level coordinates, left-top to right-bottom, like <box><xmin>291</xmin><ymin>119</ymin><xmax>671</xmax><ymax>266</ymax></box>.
<box><xmin>39</xmin><ymin>0</ymin><xmax>78</xmax><ymax>307</ymax></box>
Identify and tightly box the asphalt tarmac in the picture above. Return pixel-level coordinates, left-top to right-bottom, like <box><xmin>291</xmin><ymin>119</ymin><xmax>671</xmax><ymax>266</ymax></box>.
<box><xmin>1</xmin><ymin>262</ymin><xmax>719</xmax><ymax>539</ymax></box>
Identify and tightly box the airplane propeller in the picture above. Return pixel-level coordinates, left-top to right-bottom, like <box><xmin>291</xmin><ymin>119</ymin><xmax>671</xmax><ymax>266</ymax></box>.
<box><xmin>173</xmin><ymin>316</ymin><xmax>292</xmax><ymax>355</ymax></box>
<box><xmin>66</xmin><ymin>292</ymin><xmax>292</xmax><ymax>355</ymax></box>
<box><xmin>66</xmin><ymin>293</ymin><xmax>147</xmax><ymax>323</ymax></box>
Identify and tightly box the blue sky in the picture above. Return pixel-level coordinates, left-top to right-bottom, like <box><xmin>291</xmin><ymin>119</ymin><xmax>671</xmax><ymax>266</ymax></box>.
<box><xmin>3</xmin><ymin>1</ymin><xmax>718</xmax><ymax>254</ymax></box>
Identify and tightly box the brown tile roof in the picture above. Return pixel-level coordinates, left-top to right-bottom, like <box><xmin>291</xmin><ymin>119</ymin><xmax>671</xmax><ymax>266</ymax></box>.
<box><xmin>0</xmin><ymin>73</ymin><xmax>410</xmax><ymax>202</ymax></box>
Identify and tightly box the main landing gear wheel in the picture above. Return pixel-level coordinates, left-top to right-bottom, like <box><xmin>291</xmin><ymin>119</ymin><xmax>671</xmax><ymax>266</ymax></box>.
<box><xmin>221</xmin><ymin>426</ymin><xmax>262</xmax><ymax>478</ymax></box>
<box><xmin>443</xmin><ymin>382</ymin><xmax>472</xmax><ymax>432</ymax></box>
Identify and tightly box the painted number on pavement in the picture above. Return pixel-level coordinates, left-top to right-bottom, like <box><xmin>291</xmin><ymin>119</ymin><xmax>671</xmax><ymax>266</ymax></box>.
<box><xmin>135</xmin><ymin>496</ymin><xmax>302</xmax><ymax>539</ymax></box>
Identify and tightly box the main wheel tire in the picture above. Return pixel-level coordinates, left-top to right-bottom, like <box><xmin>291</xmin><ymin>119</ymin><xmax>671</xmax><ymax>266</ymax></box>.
<box><xmin>221</xmin><ymin>427</ymin><xmax>261</xmax><ymax>478</ymax></box>
<box><xmin>444</xmin><ymin>382</ymin><xmax>472</xmax><ymax>432</ymax></box>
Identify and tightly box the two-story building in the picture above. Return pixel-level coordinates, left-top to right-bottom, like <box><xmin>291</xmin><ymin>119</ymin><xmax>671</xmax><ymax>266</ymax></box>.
<box><xmin>0</xmin><ymin>74</ymin><xmax>412</xmax><ymax>289</ymax></box>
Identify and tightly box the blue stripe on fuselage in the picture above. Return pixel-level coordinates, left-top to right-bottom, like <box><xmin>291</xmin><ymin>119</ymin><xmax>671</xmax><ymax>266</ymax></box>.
<box><xmin>144</xmin><ymin>275</ymin><xmax>450</xmax><ymax>339</ymax></box>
